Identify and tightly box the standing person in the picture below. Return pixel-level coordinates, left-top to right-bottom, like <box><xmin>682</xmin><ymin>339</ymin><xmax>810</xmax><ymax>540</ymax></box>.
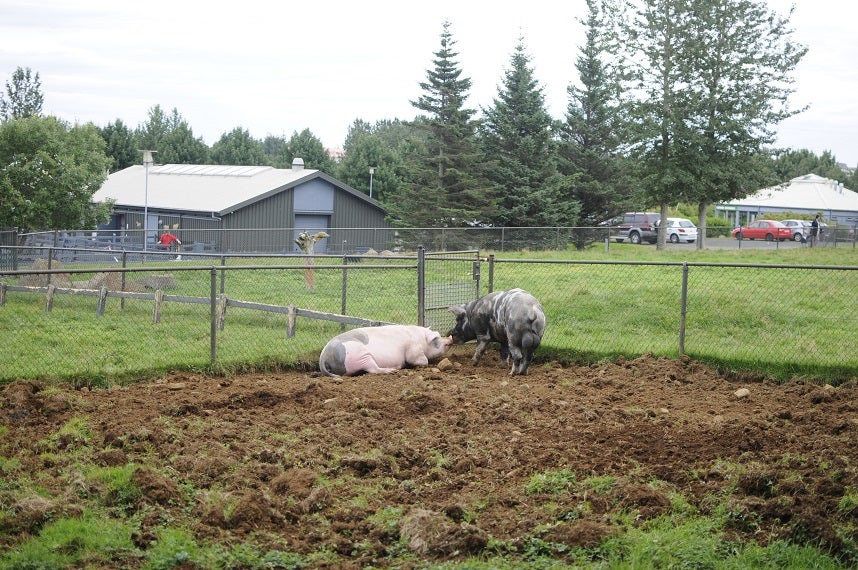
<box><xmin>158</xmin><ymin>231</ymin><xmax>182</xmax><ymax>260</ymax></box>
<box><xmin>809</xmin><ymin>215</ymin><xmax>820</xmax><ymax>246</ymax></box>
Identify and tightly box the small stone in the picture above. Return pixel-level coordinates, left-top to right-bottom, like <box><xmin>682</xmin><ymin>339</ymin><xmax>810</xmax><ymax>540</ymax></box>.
<box><xmin>734</xmin><ymin>388</ymin><xmax>750</xmax><ymax>399</ymax></box>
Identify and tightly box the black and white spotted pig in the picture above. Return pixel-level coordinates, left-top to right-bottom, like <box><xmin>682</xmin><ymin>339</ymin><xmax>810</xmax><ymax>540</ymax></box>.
<box><xmin>448</xmin><ymin>288</ymin><xmax>546</xmax><ymax>375</ymax></box>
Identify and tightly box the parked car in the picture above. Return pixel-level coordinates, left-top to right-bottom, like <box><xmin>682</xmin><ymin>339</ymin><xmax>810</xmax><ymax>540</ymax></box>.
<box><xmin>614</xmin><ymin>212</ymin><xmax>661</xmax><ymax>244</ymax></box>
<box><xmin>661</xmin><ymin>217</ymin><xmax>698</xmax><ymax>243</ymax></box>
<box><xmin>781</xmin><ymin>219</ymin><xmax>811</xmax><ymax>242</ymax></box>
<box><xmin>731</xmin><ymin>220</ymin><xmax>793</xmax><ymax>241</ymax></box>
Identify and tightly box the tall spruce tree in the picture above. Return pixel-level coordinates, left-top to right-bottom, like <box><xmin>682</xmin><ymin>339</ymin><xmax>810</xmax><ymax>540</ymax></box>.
<box><xmin>401</xmin><ymin>20</ymin><xmax>487</xmax><ymax>226</ymax></box>
<box><xmin>559</xmin><ymin>0</ymin><xmax>631</xmax><ymax>225</ymax></box>
<box><xmin>480</xmin><ymin>39</ymin><xmax>579</xmax><ymax>227</ymax></box>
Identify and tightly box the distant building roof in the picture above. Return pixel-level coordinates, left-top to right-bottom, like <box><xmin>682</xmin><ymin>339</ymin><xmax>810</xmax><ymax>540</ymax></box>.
<box><xmin>722</xmin><ymin>173</ymin><xmax>858</xmax><ymax>212</ymax></box>
<box><xmin>93</xmin><ymin>163</ymin><xmax>379</xmax><ymax>215</ymax></box>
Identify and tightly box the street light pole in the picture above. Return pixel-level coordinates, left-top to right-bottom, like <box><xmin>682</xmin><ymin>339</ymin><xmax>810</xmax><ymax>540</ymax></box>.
<box><xmin>141</xmin><ymin>150</ymin><xmax>155</xmax><ymax>251</ymax></box>
<box><xmin>369</xmin><ymin>166</ymin><xmax>375</xmax><ymax>199</ymax></box>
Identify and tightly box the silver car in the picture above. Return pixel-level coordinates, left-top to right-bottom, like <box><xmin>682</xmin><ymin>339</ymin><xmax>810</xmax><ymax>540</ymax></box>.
<box><xmin>781</xmin><ymin>219</ymin><xmax>811</xmax><ymax>242</ymax></box>
<box><xmin>662</xmin><ymin>217</ymin><xmax>698</xmax><ymax>243</ymax></box>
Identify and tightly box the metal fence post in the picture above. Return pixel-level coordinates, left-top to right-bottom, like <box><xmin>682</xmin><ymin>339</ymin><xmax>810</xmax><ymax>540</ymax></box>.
<box><xmin>679</xmin><ymin>262</ymin><xmax>688</xmax><ymax>355</ymax></box>
<box><xmin>220</xmin><ymin>256</ymin><xmax>227</xmax><ymax>294</ymax></box>
<box><xmin>341</xmin><ymin>253</ymin><xmax>348</xmax><ymax>332</ymax></box>
<box><xmin>417</xmin><ymin>246</ymin><xmax>425</xmax><ymax>327</ymax></box>
<box><xmin>210</xmin><ymin>268</ymin><xmax>217</xmax><ymax>363</ymax></box>
<box><xmin>121</xmin><ymin>252</ymin><xmax>127</xmax><ymax>310</ymax></box>
<box><xmin>488</xmin><ymin>254</ymin><xmax>495</xmax><ymax>293</ymax></box>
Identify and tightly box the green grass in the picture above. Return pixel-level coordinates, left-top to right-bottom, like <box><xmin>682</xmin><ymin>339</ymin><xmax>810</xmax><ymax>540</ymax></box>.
<box><xmin>1</xmin><ymin>246</ymin><xmax>856</xmax><ymax>384</ymax></box>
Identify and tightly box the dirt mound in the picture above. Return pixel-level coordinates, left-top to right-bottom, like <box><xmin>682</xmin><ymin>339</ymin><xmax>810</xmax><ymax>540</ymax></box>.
<box><xmin>1</xmin><ymin>350</ymin><xmax>856</xmax><ymax>566</ymax></box>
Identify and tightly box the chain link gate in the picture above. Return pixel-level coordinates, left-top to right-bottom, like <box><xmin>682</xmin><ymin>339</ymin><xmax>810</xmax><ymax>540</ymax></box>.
<box><xmin>419</xmin><ymin>249</ymin><xmax>481</xmax><ymax>333</ymax></box>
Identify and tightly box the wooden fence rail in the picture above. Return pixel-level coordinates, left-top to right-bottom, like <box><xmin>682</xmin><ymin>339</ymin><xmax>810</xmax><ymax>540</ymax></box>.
<box><xmin>0</xmin><ymin>282</ymin><xmax>393</xmax><ymax>332</ymax></box>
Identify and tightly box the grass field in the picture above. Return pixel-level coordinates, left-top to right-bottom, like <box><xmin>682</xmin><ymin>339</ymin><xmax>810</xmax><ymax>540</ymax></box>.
<box><xmin>1</xmin><ymin>243</ymin><xmax>856</xmax><ymax>385</ymax></box>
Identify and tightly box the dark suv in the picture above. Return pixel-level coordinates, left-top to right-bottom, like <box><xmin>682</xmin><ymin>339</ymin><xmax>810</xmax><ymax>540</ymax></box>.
<box><xmin>614</xmin><ymin>212</ymin><xmax>661</xmax><ymax>244</ymax></box>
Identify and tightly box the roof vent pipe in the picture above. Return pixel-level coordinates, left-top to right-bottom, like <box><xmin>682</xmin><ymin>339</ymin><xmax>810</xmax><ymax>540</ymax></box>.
<box><xmin>292</xmin><ymin>158</ymin><xmax>304</xmax><ymax>171</ymax></box>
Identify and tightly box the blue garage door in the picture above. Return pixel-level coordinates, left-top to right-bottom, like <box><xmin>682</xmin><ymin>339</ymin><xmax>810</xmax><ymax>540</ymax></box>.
<box><xmin>293</xmin><ymin>215</ymin><xmax>330</xmax><ymax>253</ymax></box>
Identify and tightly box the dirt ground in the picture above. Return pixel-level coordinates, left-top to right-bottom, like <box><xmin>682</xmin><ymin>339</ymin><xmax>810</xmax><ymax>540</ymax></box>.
<box><xmin>2</xmin><ymin>349</ymin><xmax>857</xmax><ymax>567</ymax></box>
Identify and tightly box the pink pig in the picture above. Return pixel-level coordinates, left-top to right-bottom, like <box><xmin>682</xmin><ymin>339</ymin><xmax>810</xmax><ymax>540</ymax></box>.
<box><xmin>319</xmin><ymin>325</ymin><xmax>452</xmax><ymax>377</ymax></box>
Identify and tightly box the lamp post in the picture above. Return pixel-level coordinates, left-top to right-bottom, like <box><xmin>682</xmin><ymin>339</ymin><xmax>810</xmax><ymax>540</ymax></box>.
<box><xmin>368</xmin><ymin>166</ymin><xmax>375</xmax><ymax>199</ymax></box>
<box><xmin>141</xmin><ymin>150</ymin><xmax>156</xmax><ymax>251</ymax></box>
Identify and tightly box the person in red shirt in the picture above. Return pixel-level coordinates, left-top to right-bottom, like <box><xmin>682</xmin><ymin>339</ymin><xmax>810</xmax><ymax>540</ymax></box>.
<box><xmin>157</xmin><ymin>231</ymin><xmax>182</xmax><ymax>259</ymax></box>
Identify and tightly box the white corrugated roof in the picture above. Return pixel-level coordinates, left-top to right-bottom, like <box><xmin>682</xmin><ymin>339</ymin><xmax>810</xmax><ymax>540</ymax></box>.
<box><xmin>723</xmin><ymin>174</ymin><xmax>858</xmax><ymax>211</ymax></box>
<box><xmin>92</xmin><ymin>164</ymin><xmax>320</xmax><ymax>214</ymax></box>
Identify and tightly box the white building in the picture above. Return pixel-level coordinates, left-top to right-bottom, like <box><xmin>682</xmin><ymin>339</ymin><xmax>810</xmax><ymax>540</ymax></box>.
<box><xmin>716</xmin><ymin>174</ymin><xmax>858</xmax><ymax>228</ymax></box>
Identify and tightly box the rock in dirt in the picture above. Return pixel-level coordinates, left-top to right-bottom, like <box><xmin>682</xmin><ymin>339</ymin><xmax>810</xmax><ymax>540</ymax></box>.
<box><xmin>399</xmin><ymin>508</ymin><xmax>488</xmax><ymax>558</ymax></box>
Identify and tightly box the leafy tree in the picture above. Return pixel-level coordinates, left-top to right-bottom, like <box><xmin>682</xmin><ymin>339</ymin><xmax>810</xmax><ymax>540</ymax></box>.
<box><xmin>97</xmin><ymin>119</ymin><xmax>138</xmax><ymax>172</ymax></box>
<box><xmin>613</xmin><ymin>0</ymin><xmax>700</xmax><ymax>248</ymax></box>
<box><xmin>134</xmin><ymin>105</ymin><xmax>171</xmax><ymax>155</ymax></box>
<box><xmin>614</xmin><ymin>0</ymin><xmax>806</xmax><ymax>248</ymax></box>
<box><xmin>0</xmin><ymin>67</ymin><xmax>44</xmax><ymax>121</ymax></box>
<box><xmin>559</xmin><ymin>0</ymin><xmax>632</xmax><ymax>225</ymax></box>
<box><xmin>401</xmin><ymin>20</ymin><xmax>488</xmax><ymax>226</ymax></box>
<box><xmin>262</xmin><ymin>134</ymin><xmax>286</xmax><ymax>165</ymax></box>
<box><xmin>336</xmin><ymin>119</ymin><xmax>405</xmax><ymax>203</ymax></box>
<box><xmin>157</xmin><ymin>109</ymin><xmax>209</xmax><ymax>164</ymax></box>
<box><xmin>681</xmin><ymin>0</ymin><xmax>807</xmax><ymax>248</ymax></box>
<box><xmin>480</xmin><ymin>39</ymin><xmax>579</xmax><ymax>227</ymax></box>
<box><xmin>210</xmin><ymin>127</ymin><xmax>266</xmax><ymax>165</ymax></box>
<box><xmin>276</xmin><ymin>128</ymin><xmax>334</xmax><ymax>171</ymax></box>
<box><xmin>0</xmin><ymin>116</ymin><xmax>112</xmax><ymax>232</ymax></box>
<box><xmin>772</xmin><ymin>149</ymin><xmax>846</xmax><ymax>182</ymax></box>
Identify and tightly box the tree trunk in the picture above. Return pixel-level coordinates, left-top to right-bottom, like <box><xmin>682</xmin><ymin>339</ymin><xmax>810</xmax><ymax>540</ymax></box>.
<box><xmin>657</xmin><ymin>202</ymin><xmax>669</xmax><ymax>250</ymax></box>
<box><xmin>697</xmin><ymin>201</ymin><xmax>708</xmax><ymax>250</ymax></box>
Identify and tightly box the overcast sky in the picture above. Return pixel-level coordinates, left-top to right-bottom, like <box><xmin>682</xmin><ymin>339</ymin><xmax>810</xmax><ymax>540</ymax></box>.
<box><xmin>2</xmin><ymin>0</ymin><xmax>856</xmax><ymax>167</ymax></box>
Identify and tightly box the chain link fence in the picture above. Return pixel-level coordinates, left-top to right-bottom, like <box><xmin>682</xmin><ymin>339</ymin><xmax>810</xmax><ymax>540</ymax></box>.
<box><xmin>4</xmin><ymin>224</ymin><xmax>856</xmax><ymax>271</ymax></box>
<box><xmin>1</xmin><ymin>248</ymin><xmax>856</xmax><ymax>384</ymax></box>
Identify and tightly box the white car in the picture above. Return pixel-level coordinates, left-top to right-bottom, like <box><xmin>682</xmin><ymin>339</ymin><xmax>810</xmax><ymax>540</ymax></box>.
<box><xmin>781</xmin><ymin>219</ymin><xmax>811</xmax><ymax>242</ymax></box>
<box><xmin>662</xmin><ymin>217</ymin><xmax>698</xmax><ymax>243</ymax></box>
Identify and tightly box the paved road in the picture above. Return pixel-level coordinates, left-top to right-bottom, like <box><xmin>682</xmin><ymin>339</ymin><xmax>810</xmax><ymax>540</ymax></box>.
<box><xmin>617</xmin><ymin>237</ymin><xmax>833</xmax><ymax>251</ymax></box>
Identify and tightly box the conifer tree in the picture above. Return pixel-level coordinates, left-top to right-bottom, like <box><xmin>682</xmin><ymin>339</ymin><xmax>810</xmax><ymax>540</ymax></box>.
<box><xmin>399</xmin><ymin>20</ymin><xmax>488</xmax><ymax>226</ymax></box>
<box><xmin>559</xmin><ymin>0</ymin><xmax>632</xmax><ymax>225</ymax></box>
<box><xmin>480</xmin><ymin>39</ymin><xmax>579</xmax><ymax>227</ymax></box>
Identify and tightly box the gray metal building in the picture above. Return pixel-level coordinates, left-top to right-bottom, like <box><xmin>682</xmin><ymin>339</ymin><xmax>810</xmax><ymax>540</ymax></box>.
<box><xmin>92</xmin><ymin>159</ymin><xmax>390</xmax><ymax>253</ymax></box>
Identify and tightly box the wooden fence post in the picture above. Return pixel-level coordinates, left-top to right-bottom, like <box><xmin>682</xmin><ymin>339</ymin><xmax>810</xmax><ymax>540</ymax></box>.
<box><xmin>287</xmin><ymin>305</ymin><xmax>296</xmax><ymax>338</ymax></box>
<box><xmin>97</xmin><ymin>286</ymin><xmax>108</xmax><ymax>316</ymax></box>
<box><xmin>152</xmin><ymin>290</ymin><xmax>163</xmax><ymax>323</ymax></box>
<box><xmin>46</xmin><ymin>284</ymin><xmax>55</xmax><ymax>312</ymax></box>
<box><xmin>217</xmin><ymin>293</ymin><xmax>227</xmax><ymax>330</ymax></box>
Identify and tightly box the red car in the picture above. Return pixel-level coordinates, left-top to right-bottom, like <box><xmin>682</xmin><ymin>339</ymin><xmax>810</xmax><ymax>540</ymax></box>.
<box><xmin>731</xmin><ymin>220</ymin><xmax>793</xmax><ymax>241</ymax></box>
